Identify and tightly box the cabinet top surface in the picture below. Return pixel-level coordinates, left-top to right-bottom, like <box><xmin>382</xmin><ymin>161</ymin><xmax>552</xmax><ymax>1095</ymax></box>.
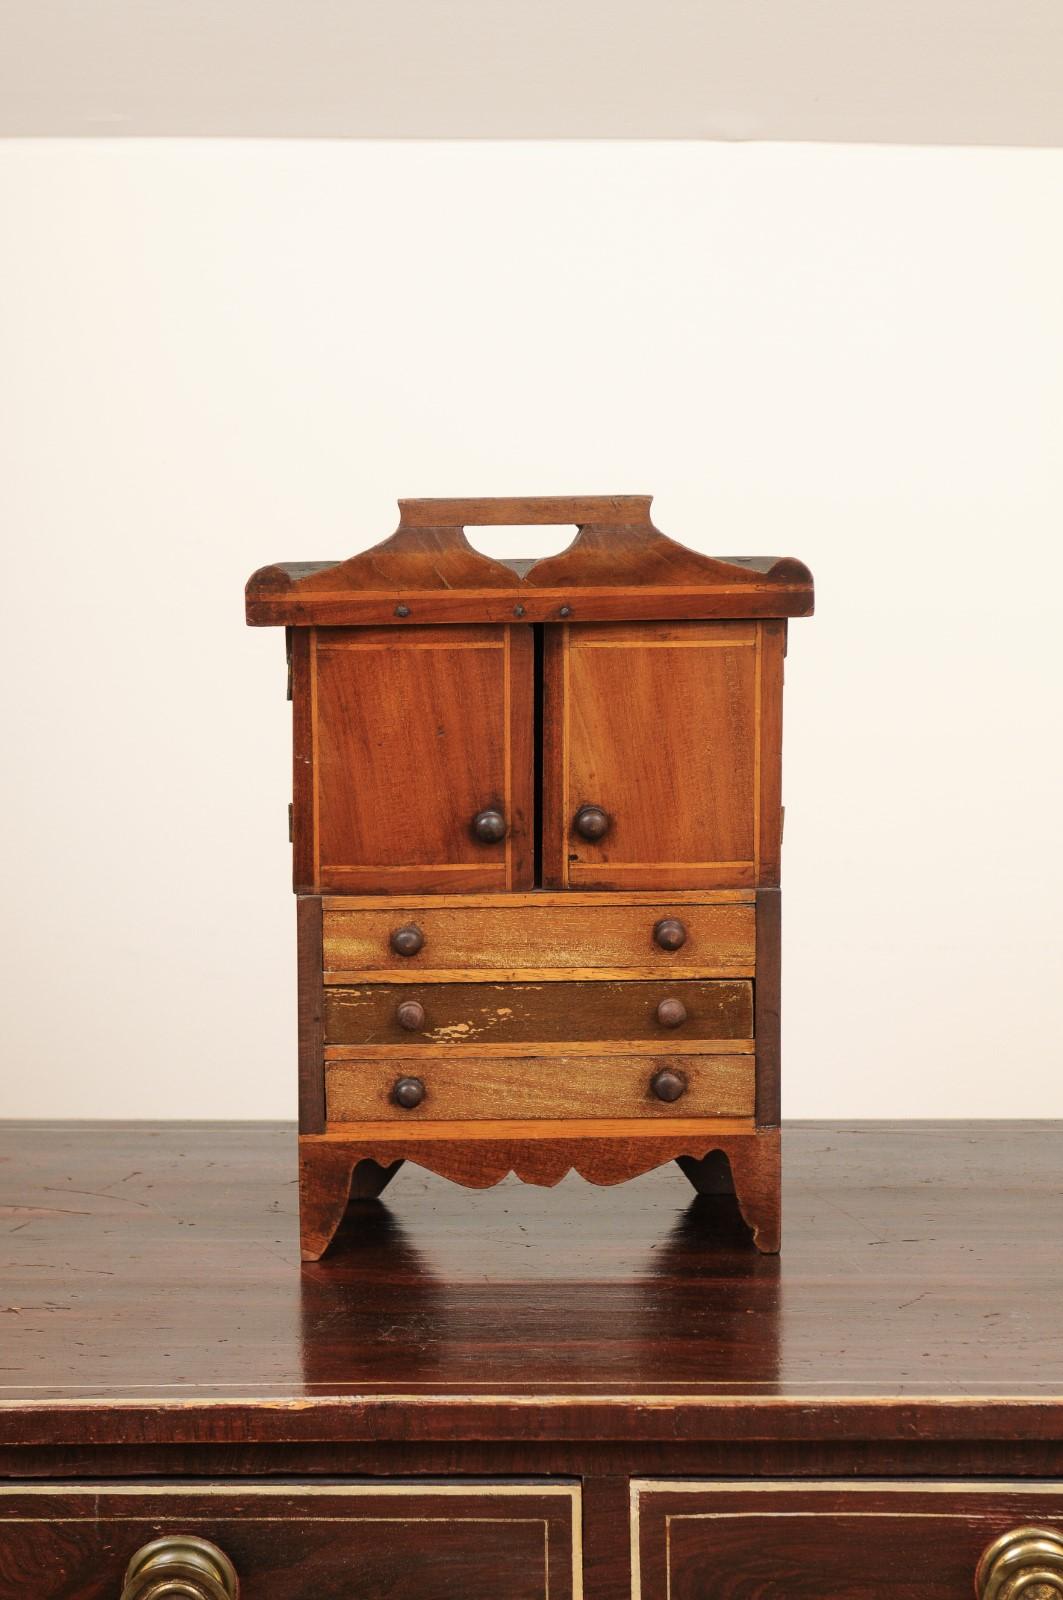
<box><xmin>245</xmin><ymin>496</ymin><xmax>814</xmax><ymax>626</ymax></box>
<box><xmin>1</xmin><ymin>1121</ymin><xmax>1060</xmax><ymax>1448</ymax></box>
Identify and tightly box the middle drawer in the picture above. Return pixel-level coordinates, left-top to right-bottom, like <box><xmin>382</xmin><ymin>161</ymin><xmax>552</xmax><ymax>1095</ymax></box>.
<box><xmin>323</xmin><ymin>979</ymin><xmax>753</xmax><ymax>1047</ymax></box>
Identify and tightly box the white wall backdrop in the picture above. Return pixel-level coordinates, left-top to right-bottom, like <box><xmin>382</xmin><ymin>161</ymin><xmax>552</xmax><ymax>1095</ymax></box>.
<box><xmin>1</xmin><ymin>140</ymin><xmax>1061</xmax><ymax>1118</ymax></box>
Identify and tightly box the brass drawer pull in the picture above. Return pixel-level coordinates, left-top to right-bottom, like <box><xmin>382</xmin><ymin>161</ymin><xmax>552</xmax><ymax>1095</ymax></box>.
<box><xmin>976</xmin><ymin>1527</ymin><xmax>1063</xmax><ymax>1600</ymax></box>
<box><xmin>472</xmin><ymin>807</ymin><xmax>507</xmax><ymax>842</ymax></box>
<box><xmin>392</xmin><ymin>1076</ymin><xmax>427</xmax><ymax>1109</ymax></box>
<box><xmin>389</xmin><ymin>923</ymin><xmax>425</xmax><ymax>957</ymax></box>
<box><xmin>121</xmin><ymin>1536</ymin><xmax>238</xmax><ymax>1600</ymax></box>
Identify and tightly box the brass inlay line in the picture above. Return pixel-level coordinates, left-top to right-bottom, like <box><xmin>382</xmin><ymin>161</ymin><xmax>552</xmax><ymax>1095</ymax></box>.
<box><xmin>3</xmin><ymin>1484</ymin><xmax>579</xmax><ymax>1497</ymax></box>
<box><xmin>4</xmin><ymin>1391</ymin><xmax>1058</xmax><ymax>1405</ymax></box>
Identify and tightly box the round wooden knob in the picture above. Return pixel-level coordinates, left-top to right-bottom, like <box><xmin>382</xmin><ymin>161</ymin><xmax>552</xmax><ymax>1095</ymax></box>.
<box><xmin>389</xmin><ymin>923</ymin><xmax>424</xmax><ymax>957</ymax></box>
<box><xmin>392</xmin><ymin>1076</ymin><xmax>426</xmax><ymax>1109</ymax></box>
<box><xmin>976</xmin><ymin>1527</ymin><xmax>1063</xmax><ymax>1600</ymax></box>
<box><xmin>653</xmin><ymin>917</ymin><xmax>687</xmax><ymax>951</ymax></box>
<box><xmin>396</xmin><ymin>1000</ymin><xmax>425</xmax><ymax>1032</ymax></box>
<box><xmin>656</xmin><ymin>997</ymin><xmax>688</xmax><ymax>1028</ymax></box>
<box><xmin>472</xmin><ymin>807</ymin><xmax>506</xmax><ymax>843</ymax></box>
<box><xmin>121</xmin><ymin>1536</ymin><xmax>238</xmax><ymax>1600</ymax></box>
<box><xmin>574</xmin><ymin>804</ymin><xmax>610</xmax><ymax>841</ymax></box>
<box><xmin>650</xmin><ymin>1068</ymin><xmax>688</xmax><ymax>1103</ymax></box>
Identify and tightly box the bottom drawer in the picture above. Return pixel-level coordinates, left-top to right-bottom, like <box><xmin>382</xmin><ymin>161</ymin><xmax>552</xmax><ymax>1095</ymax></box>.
<box><xmin>632</xmin><ymin>1481</ymin><xmax>1063</xmax><ymax>1600</ymax></box>
<box><xmin>0</xmin><ymin>1482</ymin><xmax>580</xmax><ymax>1600</ymax></box>
<box><xmin>325</xmin><ymin>1053</ymin><xmax>754</xmax><ymax>1121</ymax></box>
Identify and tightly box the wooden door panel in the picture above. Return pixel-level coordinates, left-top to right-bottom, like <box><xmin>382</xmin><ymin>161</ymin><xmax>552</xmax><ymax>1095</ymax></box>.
<box><xmin>632</xmin><ymin>1482</ymin><xmax>1063</xmax><ymax>1600</ymax></box>
<box><xmin>295</xmin><ymin>625</ymin><xmax>533</xmax><ymax>893</ymax></box>
<box><xmin>0</xmin><ymin>1483</ymin><xmax>579</xmax><ymax>1600</ymax></box>
<box><xmin>543</xmin><ymin>620</ymin><xmax>783</xmax><ymax>889</ymax></box>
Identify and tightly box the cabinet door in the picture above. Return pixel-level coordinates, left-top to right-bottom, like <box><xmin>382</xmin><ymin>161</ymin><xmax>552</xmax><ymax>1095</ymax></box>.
<box><xmin>543</xmin><ymin>620</ymin><xmax>784</xmax><ymax>890</ymax></box>
<box><xmin>294</xmin><ymin>624</ymin><xmax>533</xmax><ymax>893</ymax></box>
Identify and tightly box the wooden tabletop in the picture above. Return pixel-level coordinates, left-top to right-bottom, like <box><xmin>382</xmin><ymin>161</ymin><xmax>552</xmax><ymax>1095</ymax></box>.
<box><xmin>1</xmin><ymin>1121</ymin><xmax>1060</xmax><ymax>1447</ymax></box>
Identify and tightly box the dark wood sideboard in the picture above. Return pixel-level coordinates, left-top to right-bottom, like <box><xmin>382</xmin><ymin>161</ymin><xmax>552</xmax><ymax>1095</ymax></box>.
<box><xmin>2</xmin><ymin>1121</ymin><xmax>1062</xmax><ymax>1599</ymax></box>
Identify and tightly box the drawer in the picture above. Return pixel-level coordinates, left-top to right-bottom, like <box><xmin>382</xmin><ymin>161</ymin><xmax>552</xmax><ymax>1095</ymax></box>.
<box><xmin>323</xmin><ymin>978</ymin><xmax>754</xmax><ymax>1047</ymax></box>
<box><xmin>631</xmin><ymin>1481</ymin><xmax>1063</xmax><ymax>1600</ymax></box>
<box><xmin>321</xmin><ymin>893</ymin><xmax>755</xmax><ymax>978</ymax></box>
<box><xmin>0</xmin><ymin>1481</ymin><xmax>580</xmax><ymax>1600</ymax></box>
<box><xmin>325</xmin><ymin>1052</ymin><xmax>755</xmax><ymax>1121</ymax></box>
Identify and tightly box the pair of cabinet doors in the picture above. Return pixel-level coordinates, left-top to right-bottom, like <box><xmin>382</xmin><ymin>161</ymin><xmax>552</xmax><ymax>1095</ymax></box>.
<box><xmin>291</xmin><ymin>618</ymin><xmax>786</xmax><ymax>895</ymax></box>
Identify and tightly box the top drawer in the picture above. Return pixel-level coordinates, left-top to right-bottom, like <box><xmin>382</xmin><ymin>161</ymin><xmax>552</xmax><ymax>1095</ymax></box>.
<box><xmin>0</xmin><ymin>1482</ymin><xmax>580</xmax><ymax>1600</ymax></box>
<box><xmin>632</xmin><ymin>1481</ymin><xmax>1063</xmax><ymax>1600</ymax></box>
<box><xmin>322</xmin><ymin>893</ymin><xmax>755</xmax><ymax>978</ymax></box>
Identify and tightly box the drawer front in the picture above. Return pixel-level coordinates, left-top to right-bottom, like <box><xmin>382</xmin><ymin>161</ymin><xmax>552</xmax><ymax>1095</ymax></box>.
<box><xmin>323</xmin><ymin>979</ymin><xmax>753</xmax><ymax>1047</ymax></box>
<box><xmin>325</xmin><ymin>1053</ymin><xmax>755</xmax><ymax>1121</ymax></box>
<box><xmin>322</xmin><ymin>895</ymin><xmax>755</xmax><ymax>978</ymax></box>
<box><xmin>0</xmin><ymin>1482</ymin><xmax>579</xmax><ymax>1600</ymax></box>
<box><xmin>632</xmin><ymin>1481</ymin><xmax>1063</xmax><ymax>1600</ymax></box>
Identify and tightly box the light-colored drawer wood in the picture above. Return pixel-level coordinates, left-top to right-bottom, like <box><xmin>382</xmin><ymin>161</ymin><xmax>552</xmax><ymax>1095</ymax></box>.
<box><xmin>322</xmin><ymin>978</ymin><xmax>753</xmax><ymax>1048</ymax></box>
<box><xmin>321</xmin><ymin>892</ymin><xmax>755</xmax><ymax>980</ymax></box>
<box><xmin>325</xmin><ymin>1053</ymin><xmax>755</xmax><ymax>1122</ymax></box>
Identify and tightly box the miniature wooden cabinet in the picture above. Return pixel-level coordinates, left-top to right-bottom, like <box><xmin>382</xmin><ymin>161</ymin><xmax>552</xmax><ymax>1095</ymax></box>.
<box><xmin>246</xmin><ymin>495</ymin><xmax>813</xmax><ymax>1258</ymax></box>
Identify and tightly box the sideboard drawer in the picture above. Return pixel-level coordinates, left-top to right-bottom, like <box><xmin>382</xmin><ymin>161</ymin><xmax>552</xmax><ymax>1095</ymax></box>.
<box><xmin>323</xmin><ymin>978</ymin><xmax>754</xmax><ymax>1047</ymax></box>
<box><xmin>322</xmin><ymin>895</ymin><xmax>755</xmax><ymax>977</ymax></box>
<box><xmin>325</xmin><ymin>1051</ymin><xmax>755</xmax><ymax>1121</ymax></box>
<box><xmin>631</xmin><ymin>1481</ymin><xmax>1063</xmax><ymax>1600</ymax></box>
<box><xmin>0</xmin><ymin>1482</ymin><xmax>580</xmax><ymax>1600</ymax></box>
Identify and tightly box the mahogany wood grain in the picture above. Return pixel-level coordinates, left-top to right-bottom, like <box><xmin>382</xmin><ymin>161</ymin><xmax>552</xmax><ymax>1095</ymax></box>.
<box><xmin>0</xmin><ymin>1484</ymin><xmax>579</xmax><ymax>1600</ymax></box>
<box><xmin>289</xmin><ymin>628</ymin><xmax>314</xmax><ymax>891</ymax></box>
<box><xmin>320</xmin><ymin>891</ymin><xmax>756</xmax><ymax>907</ymax></box>
<box><xmin>322</xmin><ymin>978</ymin><xmax>754</xmax><ymax>1047</ymax></box>
<box><xmin>1</xmin><ymin>1122</ymin><xmax>1061</xmax><ymax>1452</ymax></box>
<box><xmin>324</xmin><ymin>1053</ymin><xmax>755</xmax><ymax>1122</ymax></box>
<box><xmin>296</xmin><ymin>896</ymin><xmax>325</xmax><ymax>1134</ymax></box>
<box><xmin>543</xmin><ymin>622</ymin><xmax>781</xmax><ymax>891</ymax></box>
<box><xmin>632</xmin><ymin>1483</ymin><xmax>1063</xmax><ymax>1600</ymax></box>
<box><xmin>302</xmin><ymin>625</ymin><xmax>533</xmax><ymax>894</ymax></box>
<box><xmin>299</xmin><ymin>1124</ymin><xmax>774</xmax><ymax>1258</ymax></box>
<box><xmin>322</xmin><ymin>896</ymin><xmax>756</xmax><ymax>977</ymax></box>
<box><xmin>245</xmin><ymin>497</ymin><xmax>814</xmax><ymax>628</ymax></box>
<box><xmin>755</xmin><ymin>619</ymin><xmax>786</xmax><ymax>886</ymax></box>
<box><xmin>754</xmin><ymin>887</ymin><xmax>781</xmax><ymax>1127</ymax></box>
